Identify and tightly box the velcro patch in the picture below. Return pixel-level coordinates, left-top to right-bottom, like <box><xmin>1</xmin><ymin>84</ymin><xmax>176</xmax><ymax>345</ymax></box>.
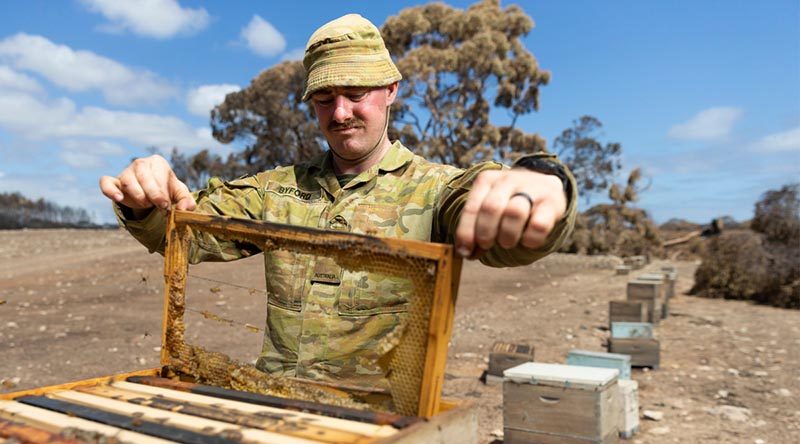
<box><xmin>310</xmin><ymin>257</ymin><xmax>341</xmax><ymax>285</ymax></box>
<box><xmin>266</xmin><ymin>182</ymin><xmax>322</xmax><ymax>201</ymax></box>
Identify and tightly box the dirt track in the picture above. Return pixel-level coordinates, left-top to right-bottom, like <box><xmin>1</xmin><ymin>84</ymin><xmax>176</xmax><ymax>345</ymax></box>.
<box><xmin>1</xmin><ymin>229</ymin><xmax>798</xmax><ymax>443</ymax></box>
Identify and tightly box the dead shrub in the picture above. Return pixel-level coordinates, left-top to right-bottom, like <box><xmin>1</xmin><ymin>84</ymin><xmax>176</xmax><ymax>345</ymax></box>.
<box><xmin>561</xmin><ymin>168</ymin><xmax>662</xmax><ymax>257</ymax></box>
<box><xmin>691</xmin><ymin>184</ymin><xmax>800</xmax><ymax>309</ymax></box>
<box><xmin>666</xmin><ymin>235</ymin><xmax>707</xmax><ymax>261</ymax></box>
<box><xmin>660</xmin><ymin>218</ymin><xmax>701</xmax><ymax>232</ymax></box>
<box><xmin>753</xmin><ymin>242</ymin><xmax>800</xmax><ymax>309</ymax></box>
<box><xmin>690</xmin><ymin>231</ymin><xmax>772</xmax><ymax>301</ymax></box>
<box><xmin>751</xmin><ymin>183</ymin><xmax>800</xmax><ymax>243</ymax></box>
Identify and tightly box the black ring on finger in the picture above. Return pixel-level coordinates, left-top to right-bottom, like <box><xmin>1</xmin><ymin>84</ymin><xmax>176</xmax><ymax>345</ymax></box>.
<box><xmin>510</xmin><ymin>191</ymin><xmax>535</xmax><ymax>208</ymax></box>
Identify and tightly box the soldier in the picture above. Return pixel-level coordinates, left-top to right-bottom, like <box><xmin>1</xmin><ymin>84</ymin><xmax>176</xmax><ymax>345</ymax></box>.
<box><xmin>99</xmin><ymin>14</ymin><xmax>577</xmax><ymax>398</ymax></box>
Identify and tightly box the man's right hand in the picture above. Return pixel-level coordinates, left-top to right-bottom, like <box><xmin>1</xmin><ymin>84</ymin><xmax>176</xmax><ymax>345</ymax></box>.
<box><xmin>99</xmin><ymin>155</ymin><xmax>196</xmax><ymax>214</ymax></box>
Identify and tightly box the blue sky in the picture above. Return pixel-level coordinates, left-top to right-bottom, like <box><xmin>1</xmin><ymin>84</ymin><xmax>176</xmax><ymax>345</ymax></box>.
<box><xmin>0</xmin><ymin>0</ymin><xmax>797</xmax><ymax>224</ymax></box>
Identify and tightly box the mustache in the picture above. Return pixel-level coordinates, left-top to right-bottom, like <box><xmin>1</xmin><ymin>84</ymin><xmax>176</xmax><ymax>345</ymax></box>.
<box><xmin>329</xmin><ymin>119</ymin><xmax>365</xmax><ymax>131</ymax></box>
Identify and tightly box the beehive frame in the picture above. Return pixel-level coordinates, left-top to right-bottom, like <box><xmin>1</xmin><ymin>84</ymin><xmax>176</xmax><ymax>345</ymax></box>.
<box><xmin>0</xmin><ymin>369</ymin><xmax>477</xmax><ymax>443</ymax></box>
<box><xmin>161</xmin><ymin>210</ymin><xmax>463</xmax><ymax>417</ymax></box>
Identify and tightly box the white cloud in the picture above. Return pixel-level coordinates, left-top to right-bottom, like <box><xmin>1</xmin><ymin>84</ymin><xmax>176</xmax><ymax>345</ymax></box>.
<box><xmin>60</xmin><ymin>151</ymin><xmax>107</xmax><ymax>169</ymax></box>
<box><xmin>59</xmin><ymin>139</ymin><xmax>126</xmax><ymax>169</ymax></box>
<box><xmin>80</xmin><ymin>0</ymin><xmax>209</xmax><ymax>39</ymax></box>
<box><xmin>0</xmin><ymin>91</ymin><xmax>76</xmax><ymax>133</ymax></box>
<box><xmin>61</xmin><ymin>139</ymin><xmax>126</xmax><ymax>155</ymax></box>
<box><xmin>668</xmin><ymin>107</ymin><xmax>743</xmax><ymax>141</ymax></box>
<box><xmin>0</xmin><ymin>33</ymin><xmax>175</xmax><ymax>105</ymax></box>
<box><xmin>0</xmin><ymin>65</ymin><xmax>43</xmax><ymax>93</ymax></box>
<box><xmin>186</xmin><ymin>84</ymin><xmax>240</xmax><ymax>117</ymax></box>
<box><xmin>0</xmin><ymin>91</ymin><xmax>220</xmax><ymax>151</ymax></box>
<box><xmin>751</xmin><ymin>126</ymin><xmax>800</xmax><ymax>153</ymax></box>
<box><xmin>280</xmin><ymin>47</ymin><xmax>305</xmax><ymax>62</ymax></box>
<box><xmin>241</xmin><ymin>15</ymin><xmax>286</xmax><ymax>57</ymax></box>
<box><xmin>63</xmin><ymin>107</ymin><xmax>218</xmax><ymax>149</ymax></box>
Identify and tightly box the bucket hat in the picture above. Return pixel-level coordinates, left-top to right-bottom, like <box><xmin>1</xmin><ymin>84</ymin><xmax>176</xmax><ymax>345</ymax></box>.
<box><xmin>302</xmin><ymin>14</ymin><xmax>402</xmax><ymax>101</ymax></box>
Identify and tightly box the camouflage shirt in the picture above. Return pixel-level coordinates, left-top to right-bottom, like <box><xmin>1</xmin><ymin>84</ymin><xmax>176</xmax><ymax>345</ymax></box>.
<box><xmin>116</xmin><ymin>141</ymin><xmax>577</xmax><ymax>391</ymax></box>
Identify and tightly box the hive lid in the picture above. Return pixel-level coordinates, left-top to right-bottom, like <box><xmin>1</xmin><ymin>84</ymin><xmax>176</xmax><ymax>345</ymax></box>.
<box><xmin>567</xmin><ymin>349</ymin><xmax>632</xmax><ymax>363</ymax></box>
<box><xmin>503</xmin><ymin>362</ymin><xmax>619</xmax><ymax>390</ymax></box>
<box><xmin>637</xmin><ymin>273</ymin><xmax>666</xmax><ymax>282</ymax></box>
<box><xmin>629</xmin><ymin>279</ymin><xmax>660</xmax><ymax>286</ymax></box>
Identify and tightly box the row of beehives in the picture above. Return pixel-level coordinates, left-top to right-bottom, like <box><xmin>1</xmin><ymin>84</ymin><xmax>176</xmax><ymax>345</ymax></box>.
<box><xmin>483</xmin><ymin>261</ymin><xmax>678</xmax><ymax>443</ymax></box>
<box><xmin>610</xmin><ymin>261</ymin><xmax>677</xmax><ymax>369</ymax></box>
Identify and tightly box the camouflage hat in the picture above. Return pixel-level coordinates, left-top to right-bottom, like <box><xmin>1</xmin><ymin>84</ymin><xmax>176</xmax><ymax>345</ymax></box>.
<box><xmin>302</xmin><ymin>14</ymin><xmax>402</xmax><ymax>101</ymax></box>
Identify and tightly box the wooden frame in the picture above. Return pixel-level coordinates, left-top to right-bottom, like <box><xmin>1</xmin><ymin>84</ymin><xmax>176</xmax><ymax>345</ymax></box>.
<box><xmin>162</xmin><ymin>210</ymin><xmax>463</xmax><ymax>417</ymax></box>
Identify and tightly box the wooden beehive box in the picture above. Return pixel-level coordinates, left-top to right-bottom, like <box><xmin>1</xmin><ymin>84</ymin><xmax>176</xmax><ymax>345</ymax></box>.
<box><xmin>487</xmin><ymin>341</ymin><xmax>535</xmax><ymax>379</ymax></box>
<box><xmin>566</xmin><ymin>349</ymin><xmax>632</xmax><ymax>381</ymax></box>
<box><xmin>503</xmin><ymin>363</ymin><xmax>620</xmax><ymax>444</ymax></box>
<box><xmin>608</xmin><ymin>301</ymin><xmax>648</xmax><ymax>328</ymax></box>
<box><xmin>626</xmin><ymin>281</ymin><xmax>662</xmax><ymax>324</ymax></box>
<box><xmin>610</xmin><ymin>322</ymin><xmax>654</xmax><ymax>339</ymax></box>
<box><xmin>617</xmin><ymin>379</ymin><xmax>639</xmax><ymax>439</ymax></box>
<box><xmin>636</xmin><ymin>273</ymin><xmax>665</xmax><ymax>282</ymax></box>
<box><xmin>0</xmin><ymin>211</ymin><xmax>478</xmax><ymax>443</ymax></box>
<box><xmin>660</xmin><ymin>268</ymin><xmax>677</xmax><ymax>315</ymax></box>
<box><xmin>0</xmin><ymin>371</ymin><xmax>477</xmax><ymax>443</ymax></box>
<box><xmin>623</xmin><ymin>256</ymin><xmax>646</xmax><ymax>270</ymax></box>
<box><xmin>635</xmin><ymin>273</ymin><xmax>671</xmax><ymax>318</ymax></box>
<box><xmin>663</xmin><ymin>271</ymin><xmax>677</xmax><ymax>297</ymax></box>
<box><xmin>608</xmin><ymin>338</ymin><xmax>660</xmax><ymax>369</ymax></box>
<box><xmin>627</xmin><ymin>279</ymin><xmax>663</xmax><ymax>300</ymax></box>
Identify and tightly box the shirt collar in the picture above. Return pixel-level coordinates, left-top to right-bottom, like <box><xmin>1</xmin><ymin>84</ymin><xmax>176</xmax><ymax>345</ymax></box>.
<box><xmin>376</xmin><ymin>140</ymin><xmax>414</xmax><ymax>173</ymax></box>
<box><xmin>310</xmin><ymin>140</ymin><xmax>414</xmax><ymax>195</ymax></box>
<box><xmin>310</xmin><ymin>140</ymin><xmax>413</xmax><ymax>173</ymax></box>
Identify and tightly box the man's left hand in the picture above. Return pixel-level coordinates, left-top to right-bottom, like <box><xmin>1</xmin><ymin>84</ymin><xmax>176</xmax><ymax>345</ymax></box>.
<box><xmin>455</xmin><ymin>169</ymin><xmax>567</xmax><ymax>259</ymax></box>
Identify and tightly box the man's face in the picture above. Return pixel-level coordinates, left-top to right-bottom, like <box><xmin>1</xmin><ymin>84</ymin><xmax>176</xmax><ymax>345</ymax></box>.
<box><xmin>311</xmin><ymin>84</ymin><xmax>397</xmax><ymax>163</ymax></box>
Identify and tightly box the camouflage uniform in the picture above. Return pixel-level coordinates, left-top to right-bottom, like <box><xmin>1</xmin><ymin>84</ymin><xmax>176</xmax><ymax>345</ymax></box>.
<box><xmin>116</xmin><ymin>141</ymin><xmax>577</xmax><ymax>392</ymax></box>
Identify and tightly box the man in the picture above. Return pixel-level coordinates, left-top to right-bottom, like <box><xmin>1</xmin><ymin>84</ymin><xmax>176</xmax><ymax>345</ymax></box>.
<box><xmin>100</xmin><ymin>14</ymin><xmax>577</xmax><ymax>395</ymax></box>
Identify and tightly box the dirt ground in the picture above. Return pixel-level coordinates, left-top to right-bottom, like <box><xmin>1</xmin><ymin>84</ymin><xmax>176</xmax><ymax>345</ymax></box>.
<box><xmin>1</xmin><ymin>229</ymin><xmax>798</xmax><ymax>443</ymax></box>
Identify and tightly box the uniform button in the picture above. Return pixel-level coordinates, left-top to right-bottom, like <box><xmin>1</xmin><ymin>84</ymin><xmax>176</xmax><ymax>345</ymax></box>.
<box><xmin>328</xmin><ymin>215</ymin><xmax>348</xmax><ymax>230</ymax></box>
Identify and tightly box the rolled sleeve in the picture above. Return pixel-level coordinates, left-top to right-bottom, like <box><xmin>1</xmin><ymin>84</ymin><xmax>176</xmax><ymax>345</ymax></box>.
<box><xmin>114</xmin><ymin>204</ymin><xmax>168</xmax><ymax>254</ymax></box>
<box><xmin>434</xmin><ymin>154</ymin><xmax>578</xmax><ymax>268</ymax></box>
<box><xmin>114</xmin><ymin>175</ymin><xmax>266</xmax><ymax>263</ymax></box>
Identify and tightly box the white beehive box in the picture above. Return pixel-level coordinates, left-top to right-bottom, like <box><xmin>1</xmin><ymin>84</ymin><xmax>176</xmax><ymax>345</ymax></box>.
<box><xmin>503</xmin><ymin>363</ymin><xmax>620</xmax><ymax>443</ymax></box>
<box><xmin>617</xmin><ymin>379</ymin><xmax>639</xmax><ymax>439</ymax></box>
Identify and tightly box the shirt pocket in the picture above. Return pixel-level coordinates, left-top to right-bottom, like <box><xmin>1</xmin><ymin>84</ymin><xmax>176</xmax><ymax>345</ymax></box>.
<box><xmin>338</xmin><ymin>202</ymin><xmax>411</xmax><ymax>316</ymax></box>
<box><xmin>338</xmin><ymin>271</ymin><xmax>412</xmax><ymax>316</ymax></box>
<box><xmin>265</xmin><ymin>249</ymin><xmax>308</xmax><ymax>312</ymax></box>
<box><xmin>350</xmin><ymin>203</ymin><xmax>400</xmax><ymax>237</ymax></box>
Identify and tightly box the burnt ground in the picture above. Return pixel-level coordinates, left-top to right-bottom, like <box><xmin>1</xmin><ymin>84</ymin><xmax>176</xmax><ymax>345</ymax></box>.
<box><xmin>0</xmin><ymin>229</ymin><xmax>798</xmax><ymax>443</ymax></box>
